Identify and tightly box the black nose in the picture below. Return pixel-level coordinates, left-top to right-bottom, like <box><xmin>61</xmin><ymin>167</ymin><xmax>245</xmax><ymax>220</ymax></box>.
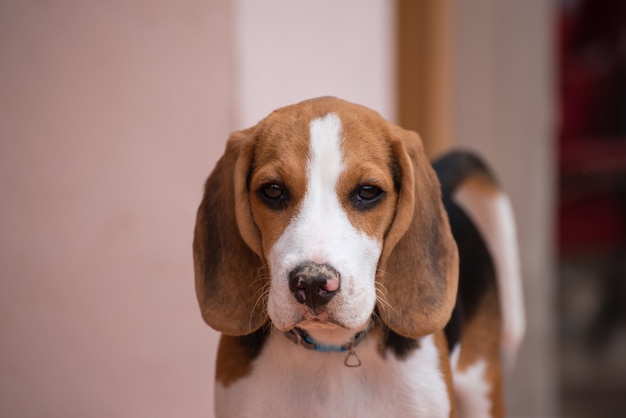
<box><xmin>288</xmin><ymin>263</ymin><xmax>340</xmax><ymax>310</ymax></box>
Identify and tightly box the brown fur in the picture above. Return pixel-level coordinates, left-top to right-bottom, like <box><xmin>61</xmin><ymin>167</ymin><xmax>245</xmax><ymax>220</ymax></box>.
<box><xmin>376</xmin><ymin>124</ymin><xmax>459</xmax><ymax>338</ymax></box>
<box><xmin>214</xmin><ymin>335</ymin><xmax>253</xmax><ymax>387</ymax></box>
<box><xmin>193</xmin><ymin>130</ymin><xmax>268</xmax><ymax>335</ymax></box>
<box><xmin>455</xmin><ymin>283</ymin><xmax>504</xmax><ymax>417</ymax></box>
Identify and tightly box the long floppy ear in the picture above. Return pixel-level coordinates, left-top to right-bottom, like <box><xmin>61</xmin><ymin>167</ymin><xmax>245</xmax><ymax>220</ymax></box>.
<box><xmin>193</xmin><ymin>129</ymin><xmax>267</xmax><ymax>336</ymax></box>
<box><xmin>377</xmin><ymin>125</ymin><xmax>459</xmax><ymax>338</ymax></box>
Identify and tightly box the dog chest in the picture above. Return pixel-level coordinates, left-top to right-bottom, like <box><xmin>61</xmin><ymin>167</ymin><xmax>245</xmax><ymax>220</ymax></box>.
<box><xmin>214</xmin><ymin>332</ymin><xmax>451</xmax><ymax>418</ymax></box>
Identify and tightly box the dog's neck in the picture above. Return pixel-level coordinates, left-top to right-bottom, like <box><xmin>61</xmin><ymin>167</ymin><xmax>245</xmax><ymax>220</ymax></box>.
<box><xmin>284</xmin><ymin>324</ymin><xmax>371</xmax><ymax>367</ymax></box>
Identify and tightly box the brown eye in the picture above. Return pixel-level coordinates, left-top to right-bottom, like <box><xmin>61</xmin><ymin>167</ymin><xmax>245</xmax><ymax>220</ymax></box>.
<box><xmin>262</xmin><ymin>183</ymin><xmax>282</xmax><ymax>199</ymax></box>
<box><xmin>358</xmin><ymin>185</ymin><xmax>382</xmax><ymax>201</ymax></box>
<box><xmin>351</xmin><ymin>184</ymin><xmax>385</xmax><ymax>210</ymax></box>
<box><xmin>257</xmin><ymin>182</ymin><xmax>289</xmax><ymax>210</ymax></box>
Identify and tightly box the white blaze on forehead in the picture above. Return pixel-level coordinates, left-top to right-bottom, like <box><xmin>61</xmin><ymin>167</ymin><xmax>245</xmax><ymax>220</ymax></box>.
<box><xmin>266</xmin><ymin>112</ymin><xmax>381</xmax><ymax>330</ymax></box>
<box><xmin>296</xmin><ymin>112</ymin><xmax>370</xmax><ymax>259</ymax></box>
<box><xmin>309</xmin><ymin>113</ymin><xmax>344</xmax><ymax>188</ymax></box>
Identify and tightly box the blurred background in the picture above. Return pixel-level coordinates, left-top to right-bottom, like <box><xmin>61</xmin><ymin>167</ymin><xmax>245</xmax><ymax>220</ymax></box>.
<box><xmin>0</xmin><ymin>0</ymin><xmax>623</xmax><ymax>417</ymax></box>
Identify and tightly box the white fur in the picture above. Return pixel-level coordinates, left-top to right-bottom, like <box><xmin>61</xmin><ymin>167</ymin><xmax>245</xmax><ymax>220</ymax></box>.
<box><xmin>215</xmin><ymin>331</ymin><xmax>451</xmax><ymax>418</ymax></box>
<box><xmin>453</xmin><ymin>181</ymin><xmax>525</xmax><ymax>366</ymax></box>
<box><xmin>453</xmin><ymin>357</ymin><xmax>492</xmax><ymax>418</ymax></box>
<box><xmin>449</xmin><ymin>343</ymin><xmax>461</xmax><ymax>372</ymax></box>
<box><xmin>267</xmin><ymin>113</ymin><xmax>381</xmax><ymax>332</ymax></box>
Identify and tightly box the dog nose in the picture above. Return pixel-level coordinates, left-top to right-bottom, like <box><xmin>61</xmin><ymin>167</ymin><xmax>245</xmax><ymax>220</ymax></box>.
<box><xmin>288</xmin><ymin>263</ymin><xmax>340</xmax><ymax>310</ymax></box>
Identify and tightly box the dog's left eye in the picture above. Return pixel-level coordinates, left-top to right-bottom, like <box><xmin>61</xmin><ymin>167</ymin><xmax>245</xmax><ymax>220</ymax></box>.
<box><xmin>351</xmin><ymin>184</ymin><xmax>385</xmax><ymax>210</ymax></box>
<box><xmin>257</xmin><ymin>182</ymin><xmax>289</xmax><ymax>210</ymax></box>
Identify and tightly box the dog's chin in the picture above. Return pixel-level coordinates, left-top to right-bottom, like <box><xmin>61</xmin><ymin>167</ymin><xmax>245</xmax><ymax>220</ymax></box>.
<box><xmin>271</xmin><ymin>315</ymin><xmax>366</xmax><ymax>334</ymax></box>
<box><xmin>297</xmin><ymin>318</ymin><xmax>344</xmax><ymax>331</ymax></box>
<box><xmin>268</xmin><ymin>301</ymin><xmax>374</xmax><ymax>334</ymax></box>
<box><xmin>295</xmin><ymin>318</ymin><xmax>372</xmax><ymax>346</ymax></box>
<box><xmin>271</xmin><ymin>316</ymin><xmax>346</xmax><ymax>332</ymax></box>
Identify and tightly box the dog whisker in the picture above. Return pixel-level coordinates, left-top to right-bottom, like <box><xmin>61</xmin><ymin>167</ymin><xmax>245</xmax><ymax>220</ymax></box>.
<box><xmin>375</xmin><ymin>282</ymin><xmax>398</xmax><ymax>317</ymax></box>
<box><xmin>241</xmin><ymin>262</ymin><xmax>272</xmax><ymax>331</ymax></box>
<box><xmin>249</xmin><ymin>281</ymin><xmax>271</xmax><ymax>330</ymax></box>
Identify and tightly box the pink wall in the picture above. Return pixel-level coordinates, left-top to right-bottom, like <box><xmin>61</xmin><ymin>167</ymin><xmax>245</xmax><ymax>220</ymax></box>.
<box><xmin>451</xmin><ymin>2</ymin><xmax>557</xmax><ymax>415</ymax></box>
<box><xmin>0</xmin><ymin>1</ymin><xmax>230</xmax><ymax>416</ymax></box>
<box><xmin>0</xmin><ymin>1</ymin><xmax>396</xmax><ymax>417</ymax></box>
<box><xmin>1</xmin><ymin>1</ymin><xmax>556</xmax><ymax>416</ymax></box>
<box><xmin>233</xmin><ymin>0</ymin><xmax>396</xmax><ymax>128</ymax></box>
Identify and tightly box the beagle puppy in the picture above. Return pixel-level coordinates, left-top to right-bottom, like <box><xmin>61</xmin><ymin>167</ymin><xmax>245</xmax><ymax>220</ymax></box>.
<box><xmin>193</xmin><ymin>97</ymin><xmax>525</xmax><ymax>418</ymax></box>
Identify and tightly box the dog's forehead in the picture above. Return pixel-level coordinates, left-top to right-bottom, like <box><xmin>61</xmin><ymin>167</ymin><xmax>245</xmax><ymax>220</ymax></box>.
<box><xmin>254</xmin><ymin>99</ymin><xmax>392</xmax><ymax>163</ymax></box>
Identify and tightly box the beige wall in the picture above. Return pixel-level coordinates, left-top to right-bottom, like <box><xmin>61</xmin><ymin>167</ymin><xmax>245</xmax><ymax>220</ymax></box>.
<box><xmin>0</xmin><ymin>1</ymin><xmax>396</xmax><ymax>417</ymax></box>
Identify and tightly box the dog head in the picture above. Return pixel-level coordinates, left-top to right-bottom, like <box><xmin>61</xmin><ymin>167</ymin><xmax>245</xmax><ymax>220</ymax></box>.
<box><xmin>193</xmin><ymin>97</ymin><xmax>458</xmax><ymax>339</ymax></box>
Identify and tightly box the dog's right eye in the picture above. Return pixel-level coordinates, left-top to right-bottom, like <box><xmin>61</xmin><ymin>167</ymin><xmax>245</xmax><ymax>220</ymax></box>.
<box><xmin>257</xmin><ymin>183</ymin><xmax>289</xmax><ymax>210</ymax></box>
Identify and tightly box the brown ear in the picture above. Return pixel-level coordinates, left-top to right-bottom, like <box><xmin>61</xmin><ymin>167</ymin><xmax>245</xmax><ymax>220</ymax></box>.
<box><xmin>193</xmin><ymin>129</ymin><xmax>267</xmax><ymax>336</ymax></box>
<box><xmin>377</xmin><ymin>125</ymin><xmax>459</xmax><ymax>338</ymax></box>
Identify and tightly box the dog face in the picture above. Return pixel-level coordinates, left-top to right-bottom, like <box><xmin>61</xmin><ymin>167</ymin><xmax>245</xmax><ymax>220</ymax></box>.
<box><xmin>252</xmin><ymin>112</ymin><xmax>398</xmax><ymax>331</ymax></box>
<box><xmin>194</xmin><ymin>97</ymin><xmax>458</xmax><ymax>338</ymax></box>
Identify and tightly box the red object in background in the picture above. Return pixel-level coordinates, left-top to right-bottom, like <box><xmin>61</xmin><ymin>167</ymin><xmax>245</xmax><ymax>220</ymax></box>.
<box><xmin>558</xmin><ymin>138</ymin><xmax>626</xmax><ymax>252</ymax></box>
<box><xmin>559</xmin><ymin>194</ymin><xmax>625</xmax><ymax>252</ymax></box>
<box><xmin>557</xmin><ymin>0</ymin><xmax>626</xmax><ymax>254</ymax></box>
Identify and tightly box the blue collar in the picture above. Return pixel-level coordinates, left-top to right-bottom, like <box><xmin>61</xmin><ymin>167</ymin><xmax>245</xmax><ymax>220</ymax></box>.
<box><xmin>284</xmin><ymin>327</ymin><xmax>368</xmax><ymax>367</ymax></box>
